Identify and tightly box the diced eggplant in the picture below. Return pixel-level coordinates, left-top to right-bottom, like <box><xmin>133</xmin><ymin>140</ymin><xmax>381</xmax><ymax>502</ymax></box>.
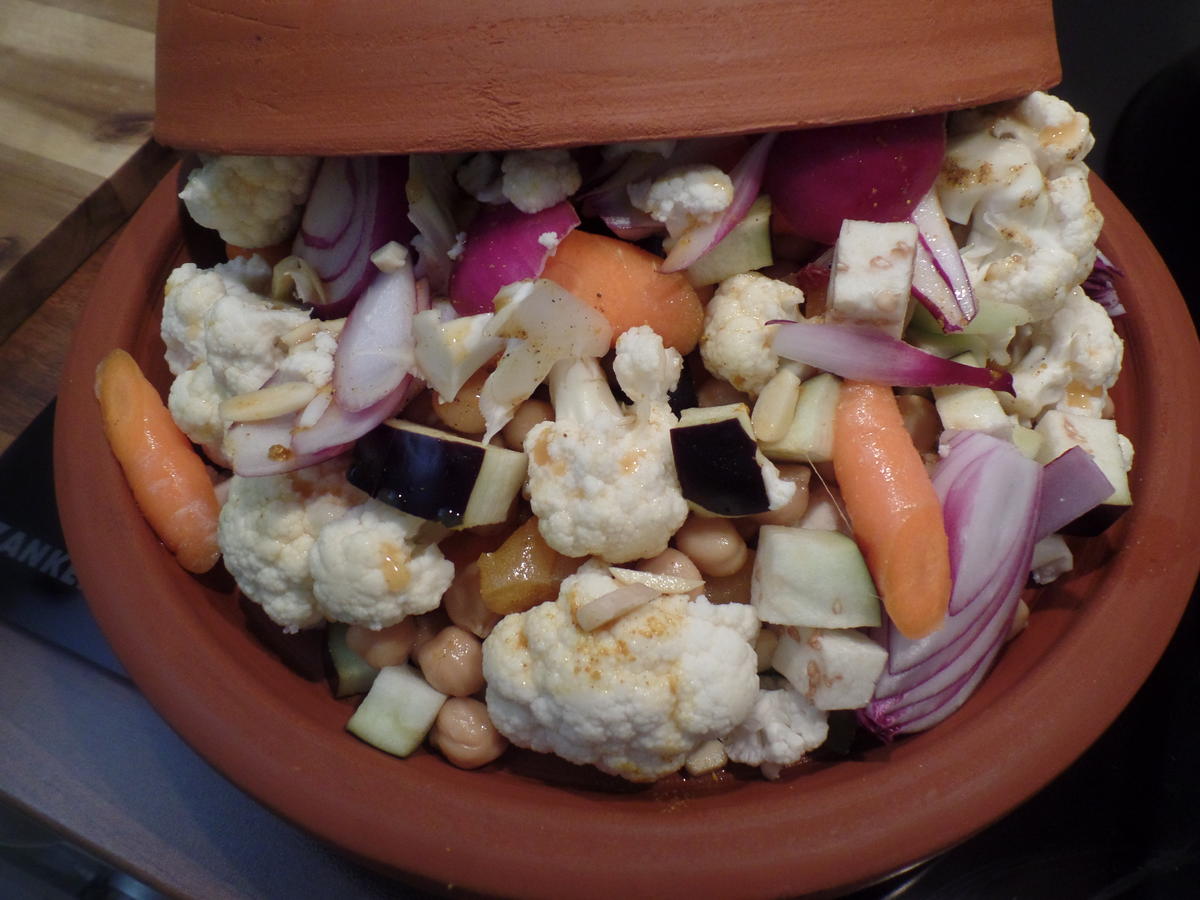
<box><xmin>686</xmin><ymin>195</ymin><xmax>773</xmax><ymax>287</ymax></box>
<box><xmin>346</xmin><ymin>665</ymin><xmax>446</xmax><ymax>758</ymax></box>
<box><xmin>759</xmin><ymin>372</ymin><xmax>841</xmax><ymax>463</ymax></box>
<box><xmin>671</xmin><ymin>404</ymin><xmax>772</xmax><ymax>517</ymax></box>
<box><xmin>1034</xmin><ymin>410</ymin><xmax>1133</xmax><ymax>531</ymax></box>
<box><xmin>349</xmin><ymin>419</ymin><xmax>527</xmax><ymax>528</ymax></box>
<box><xmin>328</xmin><ymin>623</ymin><xmax>379</xmax><ymax>698</ymax></box>
<box><xmin>751</xmin><ymin>526</ymin><xmax>881</xmax><ymax>628</ymax></box>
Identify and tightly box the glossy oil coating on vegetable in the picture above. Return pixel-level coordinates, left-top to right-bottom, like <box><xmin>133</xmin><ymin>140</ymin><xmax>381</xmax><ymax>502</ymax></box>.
<box><xmin>95</xmin><ymin>90</ymin><xmax>1134</xmax><ymax>783</ymax></box>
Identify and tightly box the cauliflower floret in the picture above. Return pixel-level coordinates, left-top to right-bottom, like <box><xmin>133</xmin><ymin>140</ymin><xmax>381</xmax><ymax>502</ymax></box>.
<box><xmin>275</xmin><ymin>327</ymin><xmax>339</xmax><ymax>387</ymax></box>
<box><xmin>937</xmin><ymin>92</ymin><xmax>1103</xmax><ymax>323</ymax></box>
<box><xmin>456</xmin><ymin>148</ymin><xmax>582</xmax><ymax>214</ymax></box>
<box><xmin>309</xmin><ymin>500</ymin><xmax>454</xmax><ymax>630</ymax></box>
<box><xmin>723</xmin><ymin>678</ymin><xmax>829</xmax><ymax>779</ymax></box>
<box><xmin>1007</xmin><ymin>286</ymin><xmax>1125</xmax><ymax>421</ymax></box>
<box><xmin>628</xmin><ymin>163</ymin><xmax>733</xmax><ymax>237</ymax></box>
<box><xmin>179</xmin><ymin>154</ymin><xmax>318</xmax><ymax>249</ymax></box>
<box><xmin>218</xmin><ymin>459</ymin><xmax>367</xmax><ymax>632</ymax></box>
<box><xmin>162</xmin><ymin>256</ymin><xmax>273</xmax><ymax>375</ymax></box>
<box><xmin>167</xmin><ymin>363</ymin><xmax>224</xmax><ymax>449</ymax></box>
<box><xmin>699</xmin><ymin>272</ymin><xmax>804</xmax><ymax>395</ymax></box>
<box><xmin>204</xmin><ymin>291</ymin><xmax>313</xmax><ymax>396</ymax></box>
<box><xmin>482</xmin><ymin>560</ymin><xmax>760</xmax><ymax>781</ymax></box>
<box><xmin>525</xmin><ymin>328</ymin><xmax>688</xmax><ymax>563</ymax></box>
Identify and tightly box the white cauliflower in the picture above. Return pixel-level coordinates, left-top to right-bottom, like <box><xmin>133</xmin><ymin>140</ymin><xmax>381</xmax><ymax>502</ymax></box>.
<box><xmin>161</xmin><ymin>256</ymin><xmax>273</xmax><ymax>375</ymax></box>
<box><xmin>203</xmin><ymin>291</ymin><xmax>313</xmax><ymax>396</ymax></box>
<box><xmin>1007</xmin><ymin>286</ymin><xmax>1124</xmax><ymax>421</ymax></box>
<box><xmin>179</xmin><ymin>154</ymin><xmax>318</xmax><ymax>249</ymax></box>
<box><xmin>218</xmin><ymin>459</ymin><xmax>367</xmax><ymax>632</ymax></box>
<box><xmin>167</xmin><ymin>364</ymin><xmax>225</xmax><ymax>449</ymax></box>
<box><xmin>723</xmin><ymin>678</ymin><xmax>829</xmax><ymax>778</ymax></box>
<box><xmin>456</xmin><ymin>148</ymin><xmax>582</xmax><ymax>214</ymax></box>
<box><xmin>482</xmin><ymin>560</ymin><xmax>760</xmax><ymax>781</ymax></box>
<box><xmin>699</xmin><ymin>272</ymin><xmax>804</xmax><ymax>395</ymax></box>
<box><xmin>628</xmin><ymin>163</ymin><xmax>733</xmax><ymax>237</ymax></box>
<box><xmin>275</xmin><ymin>326</ymin><xmax>339</xmax><ymax>388</ymax></box>
<box><xmin>161</xmin><ymin>258</ymin><xmax>324</xmax><ymax>449</ymax></box>
<box><xmin>309</xmin><ymin>500</ymin><xmax>454</xmax><ymax>630</ymax></box>
<box><xmin>501</xmin><ymin>149</ymin><xmax>582</xmax><ymax>214</ymax></box>
<box><xmin>525</xmin><ymin>327</ymin><xmax>688</xmax><ymax>563</ymax></box>
<box><xmin>937</xmin><ymin>92</ymin><xmax>1103</xmax><ymax>323</ymax></box>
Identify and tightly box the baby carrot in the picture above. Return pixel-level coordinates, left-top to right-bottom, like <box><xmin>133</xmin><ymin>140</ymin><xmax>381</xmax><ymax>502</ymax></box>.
<box><xmin>832</xmin><ymin>380</ymin><xmax>950</xmax><ymax>639</ymax></box>
<box><xmin>94</xmin><ymin>349</ymin><xmax>221</xmax><ymax>574</ymax></box>
<box><xmin>540</xmin><ymin>229</ymin><xmax>705</xmax><ymax>354</ymax></box>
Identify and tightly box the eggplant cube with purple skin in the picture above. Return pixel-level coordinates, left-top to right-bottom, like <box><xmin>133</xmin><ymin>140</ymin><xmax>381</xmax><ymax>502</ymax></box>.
<box><xmin>827</xmin><ymin>220</ymin><xmax>918</xmax><ymax>337</ymax></box>
<box><xmin>670</xmin><ymin>403</ymin><xmax>793</xmax><ymax>517</ymax></box>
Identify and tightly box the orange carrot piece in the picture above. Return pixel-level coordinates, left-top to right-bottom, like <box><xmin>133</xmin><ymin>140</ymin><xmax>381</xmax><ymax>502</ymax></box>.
<box><xmin>832</xmin><ymin>380</ymin><xmax>950</xmax><ymax>639</ymax></box>
<box><xmin>541</xmin><ymin>230</ymin><xmax>705</xmax><ymax>354</ymax></box>
<box><xmin>95</xmin><ymin>349</ymin><xmax>221</xmax><ymax>574</ymax></box>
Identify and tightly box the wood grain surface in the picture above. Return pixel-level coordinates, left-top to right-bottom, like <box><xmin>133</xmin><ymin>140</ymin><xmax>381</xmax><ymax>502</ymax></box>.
<box><xmin>0</xmin><ymin>0</ymin><xmax>173</xmax><ymax>344</ymax></box>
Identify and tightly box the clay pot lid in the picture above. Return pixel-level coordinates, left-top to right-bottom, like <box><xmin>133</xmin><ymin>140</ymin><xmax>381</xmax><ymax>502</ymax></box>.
<box><xmin>154</xmin><ymin>0</ymin><xmax>1062</xmax><ymax>155</ymax></box>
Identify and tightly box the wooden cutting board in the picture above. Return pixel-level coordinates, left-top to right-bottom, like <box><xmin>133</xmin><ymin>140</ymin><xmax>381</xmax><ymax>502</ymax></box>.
<box><xmin>0</xmin><ymin>0</ymin><xmax>175</xmax><ymax>344</ymax></box>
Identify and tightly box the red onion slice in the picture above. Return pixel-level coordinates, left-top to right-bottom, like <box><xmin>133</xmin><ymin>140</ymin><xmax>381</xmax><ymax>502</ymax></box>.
<box><xmin>1035</xmin><ymin>445</ymin><xmax>1115</xmax><ymax>540</ymax></box>
<box><xmin>448</xmin><ymin>201</ymin><xmax>581</xmax><ymax>315</ymax></box>
<box><xmin>294</xmin><ymin>156</ymin><xmax>414</xmax><ymax>318</ymax></box>
<box><xmin>861</xmin><ymin>431</ymin><xmax>1042</xmax><ymax>738</ymax></box>
<box><xmin>763</xmin><ymin>115</ymin><xmax>946</xmax><ymax>245</ymax></box>
<box><xmin>333</xmin><ymin>262</ymin><xmax>420</xmax><ymax>412</ymax></box>
<box><xmin>1083</xmin><ymin>250</ymin><xmax>1127</xmax><ymax>317</ymax></box>
<box><xmin>224</xmin><ymin>415</ymin><xmax>352</xmax><ymax>477</ymax></box>
<box><xmin>290</xmin><ymin>375</ymin><xmax>418</xmax><ymax>456</ymax></box>
<box><xmin>771</xmin><ymin>320</ymin><xmax>1014</xmax><ymax>392</ymax></box>
<box><xmin>911</xmin><ymin>244</ymin><xmax>966</xmax><ymax>333</ymax></box>
<box><xmin>661</xmin><ymin>132</ymin><xmax>777</xmax><ymax>273</ymax></box>
<box><xmin>908</xmin><ymin>189</ymin><xmax>977</xmax><ymax>325</ymax></box>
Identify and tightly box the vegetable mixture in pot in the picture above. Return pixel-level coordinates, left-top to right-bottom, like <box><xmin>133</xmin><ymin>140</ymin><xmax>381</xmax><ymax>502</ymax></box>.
<box><xmin>96</xmin><ymin>90</ymin><xmax>1133</xmax><ymax>782</ymax></box>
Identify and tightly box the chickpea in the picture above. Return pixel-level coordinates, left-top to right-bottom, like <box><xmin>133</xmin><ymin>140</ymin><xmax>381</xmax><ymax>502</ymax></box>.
<box><xmin>429</xmin><ymin>698</ymin><xmax>508</xmax><ymax>769</ymax></box>
<box><xmin>441</xmin><ymin>561</ymin><xmax>501</xmax><ymax>639</ymax></box>
<box><xmin>433</xmin><ymin>368</ymin><xmax>488</xmax><ymax>435</ymax></box>
<box><xmin>672</xmin><ymin>516</ymin><xmax>748</xmax><ymax>577</ymax></box>
<box><xmin>637</xmin><ymin>548</ymin><xmax>704</xmax><ymax>600</ymax></box>
<box><xmin>502</xmin><ymin>398</ymin><xmax>554</xmax><ymax>450</ymax></box>
<box><xmin>415</xmin><ymin>625</ymin><xmax>485</xmax><ymax>696</ymax></box>
<box><xmin>895</xmin><ymin>393</ymin><xmax>940</xmax><ymax>456</ymax></box>
<box><xmin>345</xmin><ymin>618</ymin><xmax>417</xmax><ymax>669</ymax></box>
<box><xmin>696</xmin><ymin>377</ymin><xmax>749</xmax><ymax>409</ymax></box>
<box><xmin>752</xmin><ymin>464</ymin><xmax>812</xmax><ymax>527</ymax></box>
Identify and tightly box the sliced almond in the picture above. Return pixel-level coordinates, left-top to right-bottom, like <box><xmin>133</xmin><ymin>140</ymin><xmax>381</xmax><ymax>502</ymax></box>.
<box><xmin>574</xmin><ymin>583</ymin><xmax>658</xmax><ymax>632</ymax></box>
<box><xmin>220</xmin><ymin>381</ymin><xmax>319</xmax><ymax>423</ymax></box>
<box><xmin>608</xmin><ymin>566</ymin><xmax>702</xmax><ymax>596</ymax></box>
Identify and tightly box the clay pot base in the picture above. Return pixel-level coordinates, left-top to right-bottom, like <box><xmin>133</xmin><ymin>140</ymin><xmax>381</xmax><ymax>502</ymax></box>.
<box><xmin>55</xmin><ymin>170</ymin><xmax>1200</xmax><ymax>898</ymax></box>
